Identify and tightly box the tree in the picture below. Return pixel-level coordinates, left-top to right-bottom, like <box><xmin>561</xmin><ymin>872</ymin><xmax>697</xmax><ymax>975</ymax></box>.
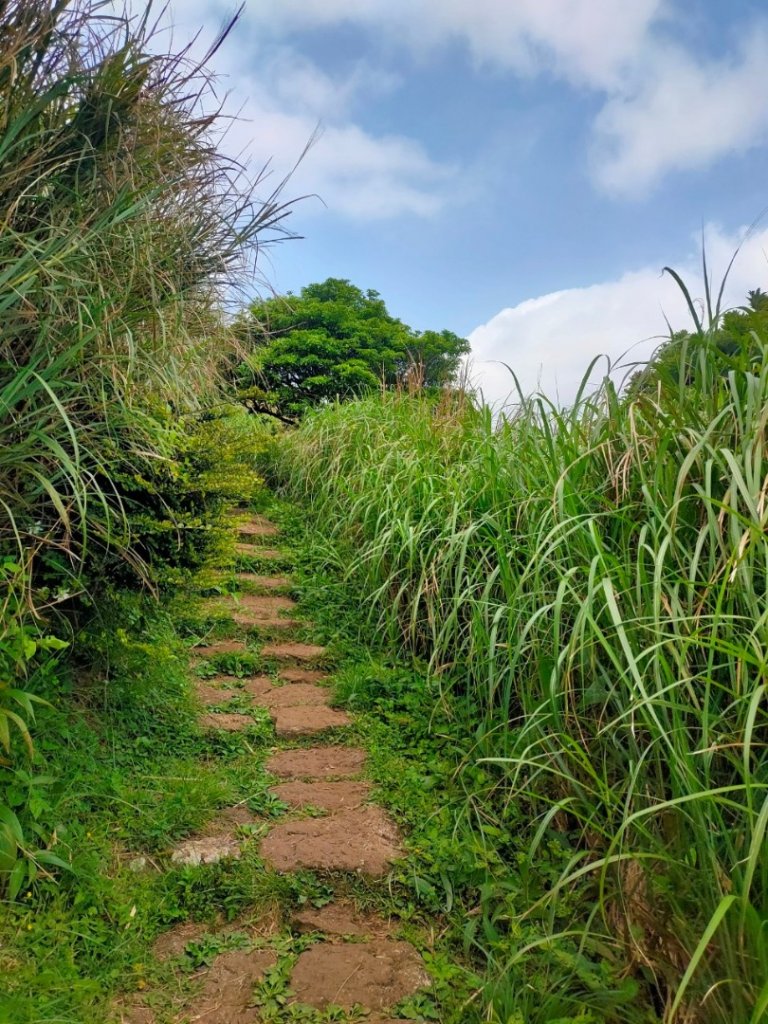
<box><xmin>233</xmin><ymin>278</ymin><xmax>469</xmax><ymax>421</ymax></box>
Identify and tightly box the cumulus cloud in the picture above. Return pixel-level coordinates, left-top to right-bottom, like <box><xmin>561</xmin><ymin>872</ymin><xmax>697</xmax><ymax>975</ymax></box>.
<box><xmin>154</xmin><ymin>2</ymin><xmax>452</xmax><ymax>221</ymax></box>
<box><xmin>468</xmin><ymin>225</ymin><xmax>768</xmax><ymax>409</ymax></box>
<box><xmin>243</xmin><ymin>0</ymin><xmax>662</xmax><ymax>88</ymax></box>
<box><xmin>594</xmin><ymin>32</ymin><xmax>768</xmax><ymax>195</ymax></box>
<box><xmin>225</xmin><ymin>0</ymin><xmax>768</xmax><ymax>196</ymax></box>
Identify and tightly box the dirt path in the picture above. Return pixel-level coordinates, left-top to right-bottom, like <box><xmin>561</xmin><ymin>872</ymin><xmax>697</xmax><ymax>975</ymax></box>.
<box><xmin>119</xmin><ymin>512</ymin><xmax>431</xmax><ymax>1023</ymax></box>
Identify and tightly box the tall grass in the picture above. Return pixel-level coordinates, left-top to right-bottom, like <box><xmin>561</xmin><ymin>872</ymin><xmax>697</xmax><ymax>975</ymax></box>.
<box><xmin>274</xmin><ymin>339</ymin><xmax>768</xmax><ymax>1022</ymax></box>
<box><xmin>0</xmin><ymin>0</ymin><xmax>294</xmax><ymax>582</ymax></box>
<box><xmin>0</xmin><ymin>0</ymin><xmax>295</xmax><ymax>886</ymax></box>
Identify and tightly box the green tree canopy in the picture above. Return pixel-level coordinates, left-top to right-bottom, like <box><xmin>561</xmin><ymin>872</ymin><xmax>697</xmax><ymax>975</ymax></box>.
<box><xmin>627</xmin><ymin>287</ymin><xmax>768</xmax><ymax>400</ymax></box>
<box><xmin>233</xmin><ymin>278</ymin><xmax>470</xmax><ymax>421</ymax></box>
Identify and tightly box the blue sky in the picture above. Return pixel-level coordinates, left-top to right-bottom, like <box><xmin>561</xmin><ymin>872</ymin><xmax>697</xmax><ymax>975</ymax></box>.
<box><xmin>165</xmin><ymin>0</ymin><xmax>768</xmax><ymax>405</ymax></box>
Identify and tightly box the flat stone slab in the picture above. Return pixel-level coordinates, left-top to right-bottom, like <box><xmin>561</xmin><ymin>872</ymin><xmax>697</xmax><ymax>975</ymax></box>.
<box><xmin>171</xmin><ymin>835</ymin><xmax>242</xmax><ymax>866</ymax></box>
<box><xmin>261</xmin><ymin>805</ymin><xmax>401</xmax><ymax>876</ymax></box>
<box><xmin>259</xmin><ymin>683</ymin><xmax>331</xmax><ymax>708</ymax></box>
<box><xmin>261</xmin><ymin>642</ymin><xmax>326</xmax><ymax>663</ymax></box>
<box><xmin>289</xmin><ymin>939</ymin><xmax>429</xmax><ymax>1011</ymax></box>
<box><xmin>278</xmin><ymin>667</ymin><xmax>329</xmax><ymax>684</ymax></box>
<box><xmin>228</xmin><ymin>594</ymin><xmax>298</xmax><ymax>629</ymax></box>
<box><xmin>236</xmin><ymin>573</ymin><xmax>292</xmax><ymax>590</ymax></box>
<box><xmin>232</xmin><ymin>594</ymin><xmax>298</xmax><ymax>611</ymax></box>
<box><xmin>270</xmin><ymin>704</ymin><xmax>352</xmax><ymax>738</ymax></box>
<box><xmin>240</xmin><ymin>675</ymin><xmax>275</xmax><ymax>699</ymax></box>
<box><xmin>233</xmin><ymin>611</ymin><xmax>298</xmax><ymax>630</ymax></box>
<box><xmin>195</xmin><ymin>681</ymin><xmax>236</xmax><ymax>707</ymax></box>
<box><xmin>235</xmin><ymin>544</ymin><xmax>284</xmax><ymax>559</ymax></box>
<box><xmin>272</xmin><ymin>780</ymin><xmax>371</xmax><ymax>812</ymax></box>
<box><xmin>185</xmin><ymin>948</ymin><xmax>276</xmax><ymax>1022</ymax></box>
<box><xmin>266</xmin><ymin>747</ymin><xmax>366</xmax><ymax>780</ymax></box>
<box><xmin>238</xmin><ymin>518</ymin><xmax>279</xmax><ymax>538</ymax></box>
<box><xmin>199</xmin><ymin>712</ymin><xmax>254</xmax><ymax>732</ymax></box>
<box><xmin>292</xmin><ymin>900</ymin><xmax>392</xmax><ymax>939</ymax></box>
<box><xmin>192</xmin><ymin>639</ymin><xmax>248</xmax><ymax>658</ymax></box>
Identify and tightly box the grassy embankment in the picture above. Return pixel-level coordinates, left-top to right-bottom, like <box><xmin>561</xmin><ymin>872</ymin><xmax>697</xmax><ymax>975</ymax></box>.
<box><xmin>271</xmin><ymin>346</ymin><xmax>768</xmax><ymax>1023</ymax></box>
<box><xmin>0</xmin><ymin>3</ymin><xmax>287</xmax><ymax>1014</ymax></box>
<box><xmin>0</xmin><ymin>0</ymin><xmax>287</xmax><ymax>887</ymax></box>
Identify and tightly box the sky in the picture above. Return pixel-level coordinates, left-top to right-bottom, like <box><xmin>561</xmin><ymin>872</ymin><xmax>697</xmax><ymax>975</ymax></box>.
<box><xmin>159</xmin><ymin>0</ymin><xmax>768</xmax><ymax>407</ymax></box>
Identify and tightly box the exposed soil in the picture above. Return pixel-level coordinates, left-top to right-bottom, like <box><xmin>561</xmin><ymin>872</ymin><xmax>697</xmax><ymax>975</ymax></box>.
<box><xmin>168</xmin><ymin>807</ymin><xmax>257</xmax><ymax>866</ymax></box>
<box><xmin>261</xmin><ymin>641</ymin><xmax>327</xmax><ymax>662</ymax></box>
<box><xmin>289</xmin><ymin>939</ymin><xmax>429</xmax><ymax>1011</ymax></box>
<box><xmin>266</xmin><ymin>746</ymin><xmax>367</xmax><ymax>780</ymax></box>
<box><xmin>217</xmin><ymin>805</ymin><xmax>259</xmax><ymax>827</ymax></box>
<box><xmin>261</xmin><ymin>805</ymin><xmax>402</xmax><ymax>875</ymax></box>
<box><xmin>153</xmin><ymin>912</ymin><xmax>279</xmax><ymax>963</ymax></box>
<box><xmin>199</xmin><ymin>674</ymin><xmax>243</xmax><ymax>690</ymax></box>
<box><xmin>292</xmin><ymin>899</ymin><xmax>393</xmax><ymax>938</ymax></box>
<box><xmin>185</xmin><ymin>948</ymin><xmax>277</xmax><ymax>1022</ymax></box>
<box><xmin>198</xmin><ymin>712</ymin><xmax>255</xmax><ymax>732</ymax></box>
<box><xmin>195</xmin><ymin>681</ymin><xmax>237</xmax><ymax>706</ymax></box>
<box><xmin>153</xmin><ymin>920</ymin><xmax>210</xmax><ymax>960</ymax></box>
<box><xmin>271</xmin><ymin>780</ymin><xmax>371</xmax><ymax>812</ymax></box>
<box><xmin>269</xmin><ymin>703</ymin><xmax>352</xmax><ymax>738</ymax></box>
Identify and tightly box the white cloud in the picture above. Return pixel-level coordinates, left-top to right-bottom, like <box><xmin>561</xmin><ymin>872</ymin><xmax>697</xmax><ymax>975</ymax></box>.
<box><xmin>468</xmin><ymin>225</ymin><xmax>768</xmax><ymax>409</ymax></box>
<box><xmin>220</xmin><ymin>100</ymin><xmax>450</xmax><ymax>220</ymax></box>
<box><xmin>244</xmin><ymin>0</ymin><xmax>662</xmax><ymax>88</ymax></box>
<box><xmin>594</xmin><ymin>32</ymin><xmax>768</xmax><ymax>195</ymax></box>
<box><xmin>152</xmin><ymin>2</ymin><xmax>452</xmax><ymax>221</ymax></box>
<box><xmin>226</xmin><ymin>0</ymin><xmax>768</xmax><ymax>195</ymax></box>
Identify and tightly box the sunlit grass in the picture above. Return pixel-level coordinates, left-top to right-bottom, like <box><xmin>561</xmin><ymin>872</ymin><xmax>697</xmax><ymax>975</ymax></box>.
<box><xmin>274</xmin><ymin>341</ymin><xmax>768</xmax><ymax>1022</ymax></box>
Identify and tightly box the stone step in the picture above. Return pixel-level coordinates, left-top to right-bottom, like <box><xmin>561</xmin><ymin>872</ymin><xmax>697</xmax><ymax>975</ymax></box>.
<box><xmin>261</xmin><ymin>805</ymin><xmax>401</xmax><ymax>876</ymax></box>
<box><xmin>191</xmin><ymin>639</ymin><xmax>248</xmax><ymax>658</ymax></box>
<box><xmin>195</xmin><ymin>679</ymin><xmax>239</xmax><ymax>706</ymax></box>
<box><xmin>291</xmin><ymin>899</ymin><xmax>393</xmax><ymax>938</ymax></box>
<box><xmin>269</xmin><ymin>704</ymin><xmax>352</xmax><ymax>738</ymax></box>
<box><xmin>278</xmin><ymin>667</ymin><xmax>329</xmax><ymax>684</ymax></box>
<box><xmin>272</xmin><ymin>780</ymin><xmax>371</xmax><ymax>812</ymax></box>
<box><xmin>238</xmin><ymin>518</ymin><xmax>279</xmax><ymax>538</ymax></box>
<box><xmin>236</xmin><ymin>572</ymin><xmax>293</xmax><ymax>590</ymax></box>
<box><xmin>266</xmin><ymin>746</ymin><xmax>366</xmax><ymax>780</ymax></box>
<box><xmin>203</xmin><ymin>593</ymin><xmax>298</xmax><ymax>629</ymax></box>
<box><xmin>261</xmin><ymin>641</ymin><xmax>326</xmax><ymax>663</ymax></box>
<box><xmin>235</xmin><ymin>543</ymin><xmax>284</xmax><ymax>559</ymax></box>
<box><xmin>240</xmin><ymin>675</ymin><xmax>275</xmax><ymax>699</ymax></box>
<box><xmin>230</xmin><ymin>592</ymin><xmax>298</xmax><ymax>617</ymax></box>
<box><xmin>258</xmin><ymin>683</ymin><xmax>331</xmax><ymax>708</ymax></box>
<box><xmin>233</xmin><ymin>612</ymin><xmax>298</xmax><ymax>630</ymax></box>
<box><xmin>289</xmin><ymin>939</ymin><xmax>429</xmax><ymax>1012</ymax></box>
<box><xmin>199</xmin><ymin>712</ymin><xmax>255</xmax><ymax>732</ymax></box>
